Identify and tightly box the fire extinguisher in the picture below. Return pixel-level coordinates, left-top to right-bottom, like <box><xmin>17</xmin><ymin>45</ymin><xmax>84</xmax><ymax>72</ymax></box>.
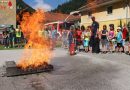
<box><xmin>69</xmin><ymin>38</ymin><xmax>76</xmax><ymax>55</ymax></box>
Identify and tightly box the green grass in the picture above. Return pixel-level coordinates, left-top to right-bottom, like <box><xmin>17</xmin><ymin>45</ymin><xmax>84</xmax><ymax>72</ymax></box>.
<box><xmin>0</xmin><ymin>44</ymin><xmax>24</xmax><ymax>50</ymax></box>
<box><xmin>0</xmin><ymin>41</ymin><xmax>62</xmax><ymax>50</ymax></box>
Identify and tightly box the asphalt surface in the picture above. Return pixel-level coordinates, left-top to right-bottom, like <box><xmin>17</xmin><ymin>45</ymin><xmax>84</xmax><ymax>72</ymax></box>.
<box><xmin>0</xmin><ymin>48</ymin><xmax>130</xmax><ymax>90</ymax></box>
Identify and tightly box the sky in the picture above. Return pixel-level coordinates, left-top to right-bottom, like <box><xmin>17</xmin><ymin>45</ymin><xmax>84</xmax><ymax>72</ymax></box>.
<box><xmin>23</xmin><ymin>0</ymin><xmax>69</xmax><ymax>11</ymax></box>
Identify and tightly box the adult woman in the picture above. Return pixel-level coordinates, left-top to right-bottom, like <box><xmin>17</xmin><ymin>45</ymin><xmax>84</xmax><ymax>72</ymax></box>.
<box><xmin>101</xmin><ymin>25</ymin><xmax>108</xmax><ymax>53</ymax></box>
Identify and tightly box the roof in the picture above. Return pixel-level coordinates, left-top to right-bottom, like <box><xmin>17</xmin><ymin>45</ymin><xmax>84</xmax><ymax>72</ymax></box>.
<box><xmin>78</xmin><ymin>0</ymin><xmax>122</xmax><ymax>12</ymax></box>
<box><xmin>45</xmin><ymin>12</ymin><xmax>80</xmax><ymax>23</ymax></box>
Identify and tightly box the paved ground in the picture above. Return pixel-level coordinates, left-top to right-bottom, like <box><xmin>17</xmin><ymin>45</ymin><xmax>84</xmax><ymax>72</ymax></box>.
<box><xmin>0</xmin><ymin>48</ymin><xmax>130</xmax><ymax>90</ymax></box>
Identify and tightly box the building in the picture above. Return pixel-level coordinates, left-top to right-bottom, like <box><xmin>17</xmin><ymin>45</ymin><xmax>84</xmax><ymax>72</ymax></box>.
<box><xmin>78</xmin><ymin>0</ymin><xmax>130</xmax><ymax>30</ymax></box>
<box><xmin>0</xmin><ymin>0</ymin><xmax>16</xmax><ymax>27</ymax></box>
<box><xmin>0</xmin><ymin>0</ymin><xmax>34</xmax><ymax>28</ymax></box>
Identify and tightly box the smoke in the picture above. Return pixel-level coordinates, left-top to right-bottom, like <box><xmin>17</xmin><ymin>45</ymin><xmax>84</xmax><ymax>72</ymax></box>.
<box><xmin>33</xmin><ymin>0</ymin><xmax>52</xmax><ymax>11</ymax></box>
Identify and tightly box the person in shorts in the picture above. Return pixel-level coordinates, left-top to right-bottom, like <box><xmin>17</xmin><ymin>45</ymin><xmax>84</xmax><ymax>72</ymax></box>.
<box><xmin>116</xmin><ymin>27</ymin><xmax>123</xmax><ymax>53</ymax></box>
<box><xmin>83</xmin><ymin>28</ymin><xmax>91</xmax><ymax>52</ymax></box>
<box><xmin>101</xmin><ymin>25</ymin><xmax>108</xmax><ymax>53</ymax></box>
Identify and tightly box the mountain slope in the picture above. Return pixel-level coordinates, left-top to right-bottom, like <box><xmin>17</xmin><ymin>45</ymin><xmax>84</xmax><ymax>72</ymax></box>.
<box><xmin>52</xmin><ymin>0</ymin><xmax>87</xmax><ymax>14</ymax></box>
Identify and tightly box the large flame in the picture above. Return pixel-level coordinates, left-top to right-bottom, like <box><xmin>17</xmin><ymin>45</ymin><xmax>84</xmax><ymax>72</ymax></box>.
<box><xmin>17</xmin><ymin>9</ymin><xmax>52</xmax><ymax>70</ymax></box>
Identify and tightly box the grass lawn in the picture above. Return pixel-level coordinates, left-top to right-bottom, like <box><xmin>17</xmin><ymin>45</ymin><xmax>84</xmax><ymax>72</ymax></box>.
<box><xmin>0</xmin><ymin>44</ymin><xmax>24</xmax><ymax>50</ymax></box>
<box><xmin>0</xmin><ymin>40</ymin><xmax>62</xmax><ymax>50</ymax></box>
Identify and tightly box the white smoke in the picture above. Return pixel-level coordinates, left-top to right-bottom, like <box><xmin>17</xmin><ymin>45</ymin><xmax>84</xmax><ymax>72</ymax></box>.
<box><xmin>33</xmin><ymin>0</ymin><xmax>52</xmax><ymax>11</ymax></box>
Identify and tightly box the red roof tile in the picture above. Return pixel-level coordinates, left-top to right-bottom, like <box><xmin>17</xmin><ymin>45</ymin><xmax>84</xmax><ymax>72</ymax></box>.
<box><xmin>45</xmin><ymin>12</ymin><xmax>80</xmax><ymax>23</ymax></box>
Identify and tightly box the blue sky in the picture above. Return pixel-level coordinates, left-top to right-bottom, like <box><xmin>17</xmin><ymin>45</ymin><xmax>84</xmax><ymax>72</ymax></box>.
<box><xmin>23</xmin><ymin>0</ymin><xmax>69</xmax><ymax>11</ymax></box>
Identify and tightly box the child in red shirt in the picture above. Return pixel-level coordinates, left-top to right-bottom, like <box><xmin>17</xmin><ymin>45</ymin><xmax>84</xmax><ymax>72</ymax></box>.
<box><xmin>76</xmin><ymin>26</ymin><xmax>82</xmax><ymax>52</ymax></box>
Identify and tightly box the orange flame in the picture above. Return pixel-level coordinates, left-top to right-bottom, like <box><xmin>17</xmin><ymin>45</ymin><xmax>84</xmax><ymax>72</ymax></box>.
<box><xmin>17</xmin><ymin>9</ymin><xmax>52</xmax><ymax>70</ymax></box>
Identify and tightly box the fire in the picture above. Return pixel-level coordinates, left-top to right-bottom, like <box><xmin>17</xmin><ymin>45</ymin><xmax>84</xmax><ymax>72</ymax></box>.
<box><xmin>17</xmin><ymin>9</ymin><xmax>52</xmax><ymax>70</ymax></box>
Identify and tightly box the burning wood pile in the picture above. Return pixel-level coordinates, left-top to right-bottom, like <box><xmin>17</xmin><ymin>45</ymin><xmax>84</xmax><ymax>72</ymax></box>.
<box><xmin>6</xmin><ymin>9</ymin><xmax>53</xmax><ymax>77</ymax></box>
<box><xmin>6</xmin><ymin>61</ymin><xmax>53</xmax><ymax>77</ymax></box>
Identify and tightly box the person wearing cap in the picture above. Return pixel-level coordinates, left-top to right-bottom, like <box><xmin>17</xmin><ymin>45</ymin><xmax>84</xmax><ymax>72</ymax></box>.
<box><xmin>116</xmin><ymin>27</ymin><xmax>123</xmax><ymax>53</ymax></box>
<box><xmin>91</xmin><ymin>16</ymin><xmax>100</xmax><ymax>53</ymax></box>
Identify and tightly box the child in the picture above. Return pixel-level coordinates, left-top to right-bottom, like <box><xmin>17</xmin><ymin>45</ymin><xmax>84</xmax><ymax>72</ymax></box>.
<box><xmin>101</xmin><ymin>25</ymin><xmax>108</xmax><ymax>54</ymax></box>
<box><xmin>76</xmin><ymin>26</ymin><xmax>82</xmax><ymax>52</ymax></box>
<box><xmin>108</xmin><ymin>25</ymin><xmax>115</xmax><ymax>53</ymax></box>
<box><xmin>83</xmin><ymin>28</ymin><xmax>91</xmax><ymax>52</ymax></box>
<box><xmin>115</xmin><ymin>27</ymin><xmax>123</xmax><ymax>53</ymax></box>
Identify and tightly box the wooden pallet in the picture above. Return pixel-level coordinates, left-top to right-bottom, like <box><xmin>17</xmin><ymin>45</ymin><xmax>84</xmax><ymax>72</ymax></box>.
<box><xmin>5</xmin><ymin>61</ymin><xmax>53</xmax><ymax>77</ymax></box>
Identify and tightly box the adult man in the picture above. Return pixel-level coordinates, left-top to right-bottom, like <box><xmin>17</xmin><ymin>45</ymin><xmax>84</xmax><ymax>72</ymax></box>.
<box><xmin>90</xmin><ymin>16</ymin><xmax>100</xmax><ymax>53</ymax></box>
<box><xmin>9</xmin><ymin>25</ymin><xmax>15</xmax><ymax>48</ymax></box>
<box><xmin>16</xmin><ymin>26</ymin><xmax>22</xmax><ymax>48</ymax></box>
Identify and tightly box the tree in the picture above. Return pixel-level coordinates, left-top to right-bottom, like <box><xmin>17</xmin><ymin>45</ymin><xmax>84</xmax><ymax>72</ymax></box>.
<box><xmin>52</xmin><ymin>0</ymin><xmax>87</xmax><ymax>14</ymax></box>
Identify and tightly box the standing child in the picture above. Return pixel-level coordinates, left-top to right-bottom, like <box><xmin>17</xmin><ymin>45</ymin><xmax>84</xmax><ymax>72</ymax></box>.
<box><xmin>76</xmin><ymin>26</ymin><xmax>82</xmax><ymax>52</ymax></box>
<box><xmin>83</xmin><ymin>28</ymin><xmax>91</xmax><ymax>52</ymax></box>
<box><xmin>116</xmin><ymin>27</ymin><xmax>123</xmax><ymax>53</ymax></box>
<box><xmin>101</xmin><ymin>25</ymin><xmax>108</xmax><ymax>53</ymax></box>
<box><xmin>108</xmin><ymin>25</ymin><xmax>115</xmax><ymax>53</ymax></box>
<box><xmin>68</xmin><ymin>26</ymin><xmax>76</xmax><ymax>55</ymax></box>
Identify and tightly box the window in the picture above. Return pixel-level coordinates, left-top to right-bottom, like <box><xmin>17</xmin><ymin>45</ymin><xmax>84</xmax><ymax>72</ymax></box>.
<box><xmin>107</xmin><ymin>6</ymin><xmax>113</xmax><ymax>14</ymax></box>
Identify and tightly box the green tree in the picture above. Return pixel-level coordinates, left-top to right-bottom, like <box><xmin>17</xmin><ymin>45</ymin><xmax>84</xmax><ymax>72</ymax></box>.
<box><xmin>52</xmin><ymin>0</ymin><xmax>87</xmax><ymax>14</ymax></box>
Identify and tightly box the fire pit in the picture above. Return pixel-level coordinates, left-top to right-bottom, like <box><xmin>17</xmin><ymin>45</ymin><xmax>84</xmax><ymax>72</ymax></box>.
<box><xmin>5</xmin><ymin>61</ymin><xmax>53</xmax><ymax>77</ymax></box>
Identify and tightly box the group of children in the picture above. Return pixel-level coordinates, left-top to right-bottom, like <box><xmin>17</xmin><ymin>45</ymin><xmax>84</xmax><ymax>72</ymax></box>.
<box><xmin>66</xmin><ymin>24</ymin><xmax>130</xmax><ymax>55</ymax></box>
<box><xmin>2</xmin><ymin>25</ymin><xmax>24</xmax><ymax>48</ymax></box>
